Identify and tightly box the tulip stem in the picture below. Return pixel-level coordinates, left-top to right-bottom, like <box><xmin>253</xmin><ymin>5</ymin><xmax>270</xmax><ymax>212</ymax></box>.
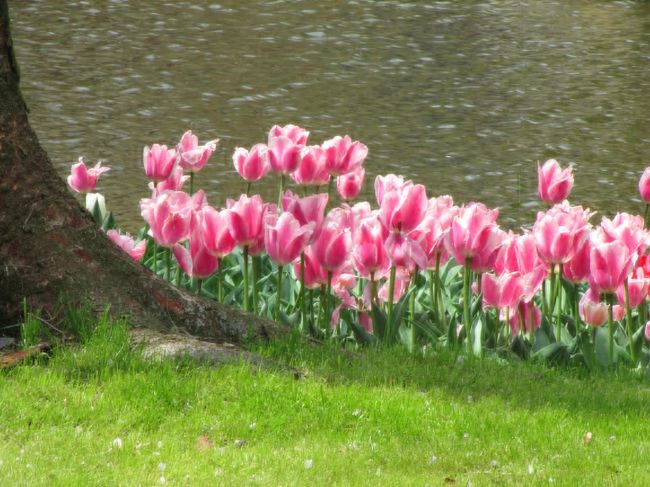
<box><xmin>387</xmin><ymin>265</ymin><xmax>397</xmax><ymax>341</ymax></box>
<box><xmin>215</xmin><ymin>262</ymin><xmax>222</xmax><ymax>303</ymax></box>
<box><xmin>607</xmin><ymin>293</ymin><xmax>615</xmax><ymax>367</ymax></box>
<box><xmin>623</xmin><ymin>279</ymin><xmax>636</xmax><ymax>363</ymax></box>
<box><xmin>555</xmin><ymin>264</ymin><xmax>563</xmax><ymax>342</ymax></box>
<box><xmin>190</xmin><ymin>172</ymin><xmax>195</xmax><ymax>196</ymax></box>
<box><xmin>278</xmin><ymin>174</ymin><xmax>286</xmax><ymax>212</ymax></box>
<box><xmin>318</xmin><ymin>284</ymin><xmax>326</xmax><ymax>331</ymax></box>
<box><xmin>246</xmin><ymin>182</ymin><xmax>251</xmax><ymax>197</ymax></box>
<box><xmin>409</xmin><ymin>268</ymin><xmax>418</xmax><ymax>322</ymax></box>
<box><xmin>165</xmin><ymin>248</ymin><xmax>171</xmax><ymax>281</ymax></box>
<box><xmin>463</xmin><ymin>258</ymin><xmax>473</xmax><ymax>355</ymax></box>
<box><xmin>275</xmin><ymin>264</ymin><xmax>283</xmax><ymax>321</ymax></box>
<box><xmin>197</xmin><ymin>279</ymin><xmax>203</xmax><ymax>296</ymax></box>
<box><xmin>252</xmin><ymin>256</ymin><xmax>259</xmax><ymax>314</ymax></box>
<box><xmin>310</xmin><ymin>289</ymin><xmax>315</xmax><ymax>327</ymax></box>
<box><xmin>370</xmin><ymin>272</ymin><xmax>378</xmax><ymax>306</ymax></box>
<box><xmin>175</xmin><ymin>265</ymin><xmax>181</xmax><ymax>287</ymax></box>
<box><xmin>300</xmin><ymin>253</ymin><xmax>306</xmax><ymax>330</ymax></box>
<box><xmin>152</xmin><ymin>242</ymin><xmax>158</xmax><ymax>276</ymax></box>
<box><xmin>327</xmin><ymin>271</ymin><xmax>333</xmax><ymax>334</ymax></box>
<box><xmin>644</xmin><ymin>204</ymin><xmax>649</xmax><ymax>229</ymax></box>
<box><xmin>242</xmin><ymin>246</ymin><xmax>249</xmax><ymax>312</ymax></box>
<box><xmin>327</xmin><ymin>178</ymin><xmax>334</xmax><ymax>207</ymax></box>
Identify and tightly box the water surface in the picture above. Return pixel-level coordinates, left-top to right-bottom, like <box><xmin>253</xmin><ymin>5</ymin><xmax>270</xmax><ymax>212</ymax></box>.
<box><xmin>12</xmin><ymin>0</ymin><xmax>650</xmax><ymax>230</ymax></box>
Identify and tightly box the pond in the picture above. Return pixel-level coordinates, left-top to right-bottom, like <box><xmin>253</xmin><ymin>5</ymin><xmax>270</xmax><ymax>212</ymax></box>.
<box><xmin>11</xmin><ymin>0</ymin><xmax>650</xmax><ymax>230</ymax></box>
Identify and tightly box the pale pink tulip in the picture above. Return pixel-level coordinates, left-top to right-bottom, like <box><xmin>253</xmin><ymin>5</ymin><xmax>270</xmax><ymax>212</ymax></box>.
<box><xmin>264</xmin><ymin>212</ymin><xmax>314</xmax><ymax>266</ymax></box>
<box><xmin>410</xmin><ymin>196</ymin><xmax>457</xmax><ymax>269</ymax></box>
<box><xmin>337</xmin><ymin>167</ymin><xmax>365</xmax><ymax>200</ymax></box>
<box><xmin>444</xmin><ymin>202</ymin><xmax>501</xmax><ymax>268</ymax></box>
<box><xmin>312</xmin><ymin>212</ymin><xmax>351</xmax><ymax>271</ymax></box>
<box><xmin>352</xmin><ymin>217</ymin><xmax>390</xmax><ymax>279</ymax></box>
<box><xmin>589</xmin><ymin>240</ymin><xmax>635</xmax><ymax>294</ymax></box>
<box><xmin>579</xmin><ymin>288</ymin><xmax>608</xmax><ymax>327</ymax></box>
<box><xmin>616</xmin><ymin>268</ymin><xmax>650</xmax><ymax>309</ymax></box>
<box><xmin>291</xmin><ymin>145</ymin><xmax>330</xmax><ymax>186</ymax></box>
<box><xmin>639</xmin><ymin>167</ymin><xmax>650</xmax><ymax>203</ymax></box>
<box><xmin>106</xmin><ymin>230</ymin><xmax>146</xmax><ymax>262</ymax></box>
<box><xmin>293</xmin><ymin>245</ymin><xmax>328</xmax><ymax>289</ymax></box>
<box><xmin>481</xmin><ymin>272</ymin><xmax>523</xmax><ymax>310</ymax></box>
<box><xmin>268</xmin><ymin>136</ymin><xmax>302</xmax><ymax>174</ymax></box>
<box><xmin>379</xmin><ymin>183</ymin><xmax>428</xmax><ymax>234</ymax></box>
<box><xmin>233</xmin><ymin>144</ymin><xmax>270</xmax><ymax>182</ymax></box>
<box><xmin>374</xmin><ymin>174</ymin><xmax>405</xmax><ymax>206</ymax></box>
<box><xmin>149</xmin><ymin>166</ymin><xmax>189</xmax><ymax>193</ymax></box>
<box><xmin>385</xmin><ymin>233</ymin><xmax>428</xmax><ymax>272</ymax></box>
<box><xmin>67</xmin><ymin>157</ymin><xmax>110</xmax><ymax>193</ymax></box>
<box><xmin>532</xmin><ymin>203</ymin><xmax>592</xmax><ymax>265</ymax></box>
<box><xmin>143</xmin><ymin>191</ymin><xmax>194</xmax><ymax>247</ymax></box>
<box><xmin>599</xmin><ymin>213</ymin><xmax>648</xmax><ymax>256</ymax></box>
<box><xmin>143</xmin><ymin>144</ymin><xmax>177</xmax><ymax>182</ymax></box>
<box><xmin>323</xmin><ymin>135</ymin><xmax>368</xmax><ymax>176</ymax></box>
<box><xmin>509</xmin><ymin>301</ymin><xmax>542</xmax><ymax>335</ymax></box>
<box><xmin>226</xmin><ymin>194</ymin><xmax>268</xmax><ymax>249</ymax></box>
<box><xmin>538</xmin><ymin>159</ymin><xmax>573</xmax><ymax>204</ymax></box>
<box><xmin>268</xmin><ymin>124</ymin><xmax>309</xmax><ymax>147</ymax></box>
<box><xmin>176</xmin><ymin>130</ymin><xmax>219</xmax><ymax>173</ymax></box>
<box><xmin>493</xmin><ymin>232</ymin><xmax>547</xmax><ymax>300</ymax></box>
<box><xmin>199</xmin><ymin>207</ymin><xmax>236</xmax><ymax>259</ymax></box>
<box><xmin>173</xmin><ymin>236</ymin><xmax>218</xmax><ymax>279</ymax></box>
<box><xmin>281</xmin><ymin>191</ymin><xmax>328</xmax><ymax>233</ymax></box>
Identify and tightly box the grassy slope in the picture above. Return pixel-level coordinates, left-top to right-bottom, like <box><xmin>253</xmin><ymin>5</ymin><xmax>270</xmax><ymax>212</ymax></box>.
<box><xmin>1</xmin><ymin>321</ymin><xmax>650</xmax><ymax>486</ymax></box>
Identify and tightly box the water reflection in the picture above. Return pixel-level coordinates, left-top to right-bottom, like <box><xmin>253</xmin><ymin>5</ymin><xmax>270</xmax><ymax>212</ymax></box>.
<box><xmin>11</xmin><ymin>0</ymin><xmax>650</xmax><ymax>230</ymax></box>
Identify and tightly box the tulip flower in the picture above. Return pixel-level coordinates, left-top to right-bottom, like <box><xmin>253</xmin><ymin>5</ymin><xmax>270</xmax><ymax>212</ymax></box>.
<box><xmin>589</xmin><ymin>240</ymin><xmax>635</xmax><ymax>294</ymax></box>
<box><xmin>268</xmin><ymin>124</ymin><xmax>309</xmax><ymax>147</ymax></box>
<box><xmin>268</xmin><ymin>136</ymin><xmax>302</xmax><ymax>174</ymax></box>
<box><xmin>173</xmin><ymin>235</ymin><xmax>218</xmax><ymax>280</ymax></box>
<box><xmin>616</xmin><ymin>268</ymin><xmax>650</xmax><ymax>310</ymax></box>
<box><xmin>385</xmin><ymin>233</ymin><xmax>428</xmax><ymax>272</ymax></box>
<box><xmin>532</xmin><ymin>203</ymin><xmax>592</xmax><ymax>266</ymax></box>
<box><xmin>377</xmin><ymin>267</ymin><xmax>411</xmax><ymax>304</ymax></box>
<box><xmin>337</xmin><ymin>167</ymin><xmax>365</xmax><ymax>200</ymax></box>
<box><xmin>645</xmin><ymin>321</ymin><xmax>650</xmax><ymax>341</ymax></box>
<box><xmin>352</xmin><ymin>217</ymin><xmax>390</xmax><ymax>280</ymax></box>
<box><xmin>444</xmin><ymin>202</ymin><xmax>501</xmax><ymax>267</ymax></box>
<box><xmin>67</xmin><ymin>157</ymin><xmax>110</xmax><ymax>193</ymax></box>
<box><xmin>293</xmin><ymin>245</ymin><xmax>328</xmax><ymax>290</ymax></box>
<box><xmin>481</xmin><ymin>272</ymin><xmax>523</xmax><ymax>312</ymax></box>
<box><xmin>579</xmin><ymin>289</ymin><xmax>608</xmax><ymax>327</ymax></box>
<box><xmin>226</xmin><ymin>194</ymin><xmax>267</xmax><ymax>248</ymax></box>
<box><xmin>537</xmin><ymin>158</ymin><xmax>573</xmax><ymax>204</ymax></box>
<box><xmin>375</xmin><ymin>174</ymin><xmax>406</xmax><ymax>206</ymax></box>
<box><xmin>176</xmin><ymin>130</ymin><xmax>219</xmax><ymax>173</ymax></box>
<box><xmin>199</xmin><ymin>207</ymin><xmax>236</xmax><ymax>259</ymax></box>
<box><xmin>323</xmin><ymin>135</ymin><xmax>368</xmax><ymax>176</ymax></box>
<box><xmin>281</xmin><ymin>191</ymin><xmax>328</xmax><ymax>235</ymax></box>
<box><xmin>142</xmin><ymin>191</ymin><xmax>194</xmax><ymax>248</ymax></box>
<box><xmin>599</xmin><ymin>213</ymin><xmax>648</xmax><ymax>256</ymax></box>
<box><xmin>85</xmin><ymin>193</ymin><xmax>107</xmax><ymax>221</ymax></box>
<box><xmin>639</xmin><ymin>167</ymin><xmax>650</xmax><ymax>203</ymax></box>
<box><xmin>233</xmin><ymin>144</ymin><xmax>270</xmax><ymax>183</ymax></box>
<box><xmin>149</xmin><ymin>166</ymin><xmax>189</xmax><ymax>194</ymax></box>
<box><xmin>264</xmin><ymin>213</ymin><xmax>314</xmax><ymax>267</ymax></box>
<box><xmin>563</xmin><ymin>237</ymin><xmax>591</xmax><ymax>284</ymax></box>
<box><xmin>143</xmin><ymin>144</ymin><xmax>177</xmax><ymax>183</ymax></box>
<box><xmin>291</xmin><ymin>145</ymin><xmax>330</xmax><ymax>186</ymax></box>
<box><xmin>411</xmin><ymin>195</ymin><xmax>457</xmax><ymax>269</ymax></box>
<box><xmin>378</xmin><ymin>183</ymin><xmax>428</xmax><ymax>234</ymax></box>
<box><xmin>509</xmin><ymin>301</ymin><xmax>542</xmax><ymax>336</ymax></box>
<box><xmin>493</xmin><ymin>232</ymin><xmax>547</xmax><ymax>301</ymax></box>
<box><xmin>312</xmin><ymin>212</ymin><xmax>351</xmax><ymax>272</ymax></box>
<box><xmin>106</xmin><ymin>229</ymin><xmax>146</xmax><ymax>262</ymax></box>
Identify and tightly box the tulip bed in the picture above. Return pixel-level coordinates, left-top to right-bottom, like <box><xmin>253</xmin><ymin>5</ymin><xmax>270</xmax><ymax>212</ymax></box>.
<box><xmin>68</xmin><ymin>124</ymin><xmax>650</xmax><ymax>370</ymax></box>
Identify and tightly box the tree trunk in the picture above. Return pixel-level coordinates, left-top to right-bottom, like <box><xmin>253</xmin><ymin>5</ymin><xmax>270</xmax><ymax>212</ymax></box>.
<box><xmin>0</xmin><ymin>1</ymin><xmax>283</xmax><ymax>344</ymax></box>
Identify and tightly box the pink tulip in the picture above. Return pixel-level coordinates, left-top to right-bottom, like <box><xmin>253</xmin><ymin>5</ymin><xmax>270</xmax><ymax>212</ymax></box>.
<box><xmin>67</xmin><ymin>157</ymin><xmax>110</xmax><ymax>193</ymax></box>
<box><xmin>563</xmin><ymin>236</ymin><xmax>591</xmax><ymax>283</ymax></box>
<box><xmin>226</xmin><ymin>194</ymin><xmax>268</xmax><ymax>248</ymax></box>
<box><xmin>589</xmin><ymin>240</ymin><xmax>635</xmax><ymax>294</ymax></box>
<box><xmin>312</xmin><ymin>212</ymin><xmax>351</xmax><ymax>271</ymax></box>
<box><xmin>233</xmin><ymin>144</ymin><xmax>270</xmax><ymax>182</ymax></box>
<box><xmin>375</xmin><ymin>174</ymin><xmax>405</xmax><ymax>206</ymax></box>
<box><xmin>106</xmin><ymin>229</ymin><xmax>146</xmax><ymax>262</ymax></box>
<box><xmin>176</xmin><ymin>130</ymin><xmax>219</xmax><ymax>173</ymax></box>
<box><xmin>493</xmin><ymin>232</ymin><xmax>547</xmax><ymax>300</ymax></box>
<box><xmin>337</xmin><ymin>167</ymin><xmax>365</xmax><ymax>200</ymax></box>
<box><xmin>268</xmin><ymin>124</ymin><xmax>309</xmax><ymax>147</ymax></box>
<box><xmin>291</xmin><ymin>145</ymin><xmax>330</xmax><ymax>186</ymax></box>
<box><xmin>613</xmin><ymin>305</ymin><xmax>626</xmax><ymax>321</ymax></box>
<box><xmin>598</xmin><ymin>213</ymin><xmax>648</xmax><ymax>256</ymax></box>
<box><xmin>532</xmin><ymin>203</ymin><xmax>592</xmax><ymax>266</ymax></box>
<box><xmin>143</xmin><ymin>144</ymin><xmax>177</xmax><ymax>182</ymax></box>
<box><xmin>293</xmin><ymin>245</ymin><xmax>328</xmax><ymax>289</ymax></box>
<box><xmin>268</xmin><ymin>136</ymin><xmax>302</xmax><ymax>174</ymax></box>
<box><xmin>616</xmin><ymin>269</ymin><xmax>650</xmax><ymax>309</ymax></box>
<box><xmin>538</xmin><ymin>159</ymin><xmax>573</xmax><ymax>204</ymax></box>
<box><xmin>143</xmin><ymin>191</ymin><xmax>194</xmax><ymax>247</ymax></box>
<box><xmin>352</xmin><ymin>217</ymin><xmax>390</xmax><ymax>279</ymax></box>
<box><xmin>199</xmin><ymin>207</ymin><xmax>236</xmax><ymax>259</ymax></box>
<box><xmin>444</xmin><ymin>202</ymin><xmax>501</xmax><ymax>267</ymax></box>
<box><xmin>264</xmin><ymin>212</ymin><xmax>314</xmax><ymax>266</ymax></box>
<box><xmin>645</xmin><ymin>321</ymin><xmax>650</xmax><ymax>341</ymax></box>
<box><xmin>249</xmin><ymin>203</ymin><xmax>278</xmax><ymax>256</ymax></box>
<box><xmin>385</xmin><ymin>232</ymin><xmax>428</xmax><ymax>272</ymax></box>
<box><xmin>378</xmin><ymin>183</ymin><xmax>428</xmax><ymax>234</ymax></box>
<box><xmin>281</xmin><ymin>191</ymin><xmax>329</xmax><ymax>233</ymax></box>
<box><xmin>323</xmin><ymin>135</ymin><xmax>368</xmax><ymax>176</ymax></box>
<box><xmin>639</xmin><ymin>167</ymin><xmax>650</xmax><ymax>203</ymax></box>
<box><xmin>579</xmin><ymin>288</ymin><xmax>608</xmax><ymax>327</ymax></box>
<box><xmin>173</xmin><ymin>235</ymin><xmax>218</xmax><ymax>279</ymax></box>
<box><xmin>377</xmin><ymin>267</ymin><xmax>410</xmax><ymax>304</ymax></box>
<box><xmin>149</xmin><ymin>166</ymin><xmax>189</xmax><ymax>193</ymax></box>
<box><xmin>481</xmin><ymin>272</ymin><xmax>523</xmax><ymax>310</ymax></box>
<box><xmin>410</xmin><ymin>196</ymin><xmax>457</xmax><ymax>269</ymax></box>
<box><xmin>509</xmin><ymin>301</ymin><xmax>542</xmax><ymax>335</ymax></box>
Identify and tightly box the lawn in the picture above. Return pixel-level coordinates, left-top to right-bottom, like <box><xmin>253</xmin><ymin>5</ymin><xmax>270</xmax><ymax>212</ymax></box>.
<box><xmin>1</xmin><ymin>317</ymin><xmax>650</xmax><ymax>486</ymax></box>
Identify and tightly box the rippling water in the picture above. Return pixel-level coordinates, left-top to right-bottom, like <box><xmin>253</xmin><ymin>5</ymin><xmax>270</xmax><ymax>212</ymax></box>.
<box><xmin>11</xmin><ymin>0</ymin><xmax>650</xmax><ymax>230</ymax></box>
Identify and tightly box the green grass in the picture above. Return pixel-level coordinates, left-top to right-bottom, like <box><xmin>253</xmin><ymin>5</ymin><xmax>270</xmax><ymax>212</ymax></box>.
<box><xmin>2</xmin><ymin>316</ymin><xmax>650</xmax><ymax>486</ymax></box>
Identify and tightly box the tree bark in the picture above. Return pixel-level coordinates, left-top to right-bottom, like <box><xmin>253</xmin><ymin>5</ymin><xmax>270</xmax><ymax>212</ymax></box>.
<box><xmin>0</xmin><ymin>1</ymin><xmax>284</xmax><ymax>344</ymax></box>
